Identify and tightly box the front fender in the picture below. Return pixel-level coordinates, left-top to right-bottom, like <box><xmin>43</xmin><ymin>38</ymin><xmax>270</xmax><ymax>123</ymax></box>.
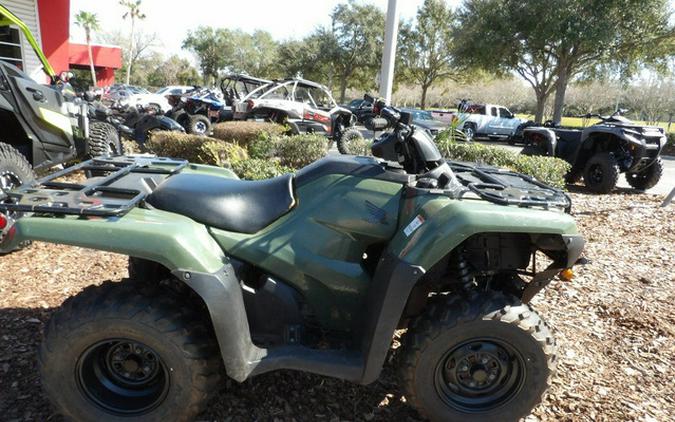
<box><xmin>389</xmin><ymin>196</ymin><xmax>579</xmax><ymax>270</ymax></box>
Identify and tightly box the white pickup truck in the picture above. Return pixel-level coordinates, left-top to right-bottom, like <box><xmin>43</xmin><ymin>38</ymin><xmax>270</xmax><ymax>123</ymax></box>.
<box><xmin>447</xmin><ymin>104</ymin><xmax>529</xmax><ymax>142</ymax></box>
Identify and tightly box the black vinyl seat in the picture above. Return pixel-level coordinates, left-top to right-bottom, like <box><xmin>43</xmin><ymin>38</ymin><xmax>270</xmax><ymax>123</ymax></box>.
<box><xmin>146</xmin><ymin>173</ymin><xmax>295</xmax><ymax>234</ymax></box>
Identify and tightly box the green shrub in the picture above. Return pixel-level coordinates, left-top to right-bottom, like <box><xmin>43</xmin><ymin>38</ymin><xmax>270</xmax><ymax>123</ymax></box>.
<box><xmin>247</xmin><ymin>132</ymin><xmax>277</xmax><ymax>159</ymax></box>
<box><xmin>232</xmin><ymin>158</ymin><xmax>294</xmax><ymax>180</ymax></box>
<box><xmin>667</xmin><ymin>132</ymin><xmax>675</xmax><ymax>146</ymax></box>
<box><xmin>274</xmin><ymin>134</ymin><xmax>329</xmax><ymax>168</ymax></box>
<box><xmin>147</xmin><ymin>132</ymin><xmax>248</xmax><ymax>167</ymax></box>
<box><xmin>436</xmin><ymin>138</ymin><xmax>570</xmax><ymax>189</ymax></box>
<box><xmin>211</xmin><ymin>121</ymin><xmax>286</xmax><ymax>148</ymax></box>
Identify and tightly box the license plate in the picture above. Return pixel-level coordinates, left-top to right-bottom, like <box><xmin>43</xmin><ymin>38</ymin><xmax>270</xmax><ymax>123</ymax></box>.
<box><xmin>208</xmin><ymin>110</ymin><xmax>219</xmax><ymax>118</ymax></box>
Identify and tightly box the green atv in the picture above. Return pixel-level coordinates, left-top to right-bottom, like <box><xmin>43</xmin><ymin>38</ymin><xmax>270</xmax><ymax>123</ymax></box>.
<box><xmin>0</xmin><ymin>5</ymin><xmax>121</xmax><ymax>192</ymax></box>
<box><xmin>0</xmin><ymin>99</ymin><xmax>584</xmax><ymax>421</ymax></box>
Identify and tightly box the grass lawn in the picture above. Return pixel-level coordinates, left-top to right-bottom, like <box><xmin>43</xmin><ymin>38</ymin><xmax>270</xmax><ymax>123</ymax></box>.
<box><xmin>516</xmin><ymin>114</ymin><xmax>674</xmax><ymax>133</ymax></box>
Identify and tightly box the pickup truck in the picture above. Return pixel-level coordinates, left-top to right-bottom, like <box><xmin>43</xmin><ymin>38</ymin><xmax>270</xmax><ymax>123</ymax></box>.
<box><xmin>453</xmin><ymin>104</ymin><xmax>530</xmax><ymax>142</ymax></box>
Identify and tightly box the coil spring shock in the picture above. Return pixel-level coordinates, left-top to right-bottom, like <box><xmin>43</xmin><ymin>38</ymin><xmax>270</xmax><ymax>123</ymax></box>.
<box><xmin>449</xmin><ymin>250</ymin><xmax>474</xmax><ymax>290</ymax></box>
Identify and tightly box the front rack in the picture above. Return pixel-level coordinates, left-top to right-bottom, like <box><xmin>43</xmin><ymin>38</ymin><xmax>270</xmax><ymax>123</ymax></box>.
<box><xmin>0</xmin><ymin>156</ymin><xmax>188</xmax><ymax>217</ymax></box>
<box><xmin>447</xmin><ymin>161</ymin><xmax>572</xmax><ymax>211</ymax></box>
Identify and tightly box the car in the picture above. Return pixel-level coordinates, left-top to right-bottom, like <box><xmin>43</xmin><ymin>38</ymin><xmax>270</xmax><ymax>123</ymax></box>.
<box><xmin>345</xmin><ymin>98</ymin><xmax>375</xmax><ymax>124</ymax></box>
<box><xmin>104</xmin><ymin>86</ymin><xmax>172</xmax><ymax>113</ymax></box>
<box><xmin>453</xmin><ymin>102</ymin><xmax>530</xmax><ymax>141</ymax></box>
<box><xmin>400</xmin><ymin>108</ymin><xmax>448</xmax><ymax>138</ymax></box>
<box><xmin>233</xmin><ymin>78</ymin><xmax>360</xmax><ymax>144</ymax></box>
<box><xmin>155</xmin><ymin>85</ymin><xmax>195</xmax><ymax>96</ymax></box>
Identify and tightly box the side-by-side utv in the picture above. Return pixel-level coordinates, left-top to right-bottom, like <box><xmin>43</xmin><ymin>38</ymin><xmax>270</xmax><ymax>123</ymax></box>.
<box><xmin>0</xmin><ymin>5</ymin><xmax>120</xmax><ymax>191</ymax></box>
<box><xmin>0</xmin><ymin>94</ymin><xmax>584</xmax><ymax>421</ymax></box>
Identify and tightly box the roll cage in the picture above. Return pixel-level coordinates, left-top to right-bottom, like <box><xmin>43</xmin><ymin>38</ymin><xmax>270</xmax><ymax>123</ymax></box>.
<box><xmin>0</xmin><ymin>4</ymin><xmax>56</xmax><ymax>81</ymax></box>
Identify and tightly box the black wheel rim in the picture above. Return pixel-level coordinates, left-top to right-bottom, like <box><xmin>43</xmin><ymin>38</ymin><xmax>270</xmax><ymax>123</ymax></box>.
<box><xmin>76</xmin><ymin>339</ymin><xmax>170</xmax><ymax>416</ymax></box>
<box><xmin>434</xmin><ymin>338</ymin><xmax>525</xmax><ymax>412</ymax></box>
<box><xmin>588</xmin><ymin>164</ymin><xmax>604</xmax><ymax>185</ymax></box>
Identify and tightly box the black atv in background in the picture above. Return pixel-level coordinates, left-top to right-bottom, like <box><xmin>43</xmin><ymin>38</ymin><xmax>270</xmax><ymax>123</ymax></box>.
<box><xmin>521</xmin><ymin>111</ymin><xmax>667</xmax><ymax>193</ymax></box>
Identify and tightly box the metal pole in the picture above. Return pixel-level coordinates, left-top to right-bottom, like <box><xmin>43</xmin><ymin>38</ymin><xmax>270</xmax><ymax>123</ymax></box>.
<box><xmin>661</xmin><ymin>186</ymin><xmax>675</xmax><ymax>207</ymax></box>
<box><xmin>379</xmin><ymin>0</ymin><xmax>399</xmax><ymax>104</ymax></box>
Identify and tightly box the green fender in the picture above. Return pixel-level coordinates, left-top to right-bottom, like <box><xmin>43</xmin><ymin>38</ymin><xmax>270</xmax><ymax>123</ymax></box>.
<box><xmin>6</xmin><ymin>207</ymin><xmax>226</xmax><ymax>273</ymax></box>
<box><xmin>389</xmin><ymin>193</ymin><xmax>579</xmax><ymax>270</ymax></box>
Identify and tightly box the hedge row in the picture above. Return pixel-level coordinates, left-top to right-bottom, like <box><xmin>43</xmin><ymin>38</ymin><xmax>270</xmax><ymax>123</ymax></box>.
<box><xmin>143</xmin><ymin>121</ymin><xmax>569</xmax><ymax>188</ymax></box>
<box><xmin>146</xmin><ymin>124</ymin><xmax>328</xmax><ymax>180</ymax></box>
<box><xmin>435</xmin><ymin>133</ymin><xmax>571</xmax><ymax>189</ymax></box>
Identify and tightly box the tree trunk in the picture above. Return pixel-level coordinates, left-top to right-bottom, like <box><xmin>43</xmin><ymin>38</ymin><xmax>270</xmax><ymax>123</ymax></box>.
<box><xmin>533</xmin><ymin>94</ymin><xmax>547</xmax><ymax>124</ymax></box>
<box><xmin>126</xmin><ymin>18</ymin><xmax>135</xmax><ymax>85</ymax></box>
<box><xmin>86</xmin><ymin>32</ymin><xmax>97</xmax><ymax>88</ymax></box>
<box><xmin>338</xmin><ymin>76</ymin><xmax>348</xmax><ymax>104</ymax></box>
<box><xmin>552</xmin><ymin>64</ymin><xmax>570</xmax><ymax>125</ymax></box>
<box><xmin>420</xmin><ymin>84</ymin><xmax>429</xmax><ymax>109</ymax></box>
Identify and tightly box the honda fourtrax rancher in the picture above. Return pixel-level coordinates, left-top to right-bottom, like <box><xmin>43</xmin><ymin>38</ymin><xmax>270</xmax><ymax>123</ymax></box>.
<box><xmin>0</xmin><ymin>95</ymin><xmax>585</xmax><ymax>421</ymax></box>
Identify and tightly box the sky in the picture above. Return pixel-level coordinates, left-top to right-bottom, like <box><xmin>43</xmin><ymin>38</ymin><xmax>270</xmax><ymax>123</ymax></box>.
<box><xmin>70</xmin><ymin>0</ymin><xmax>461</xmax><ymax>60</ymax></box>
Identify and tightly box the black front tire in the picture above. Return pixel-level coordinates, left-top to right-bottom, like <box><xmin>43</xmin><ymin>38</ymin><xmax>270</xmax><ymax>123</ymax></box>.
<box><xmin>337</xmin><ymin>127</ymin><xmax>366</xmax><ymax>154</ymax></box>
<box><xmin>39</xmin><ymin>281</ymin><xmax>221</xmax><ymax>422</ymax></box>
<box><xmin>583</xmin><ymin>152</ymin><xmax>620</xmax><ymax>194</ymax></box>
<box><xmin>187</xmin><ymin>115</ymin><xmax>211</xmax><ymax>135</ymax></box>
<box><xmin>400</xmin><ymin>291</ymin><xmax>556</xmax><ymax>422</ymax></box>
<box><xmin>625</xmin><ymin>157</ymin><xmax>663</xmax><ymax>191</ymax></box>
<box><xmin>89</xmin><ymin>121</ymin><xmax>123</xmax><ymax>157</ymax></box>
<box><xmin>463</xmin><ymin>123</ymin><xmax>476</xmax><ymax>141</ymax></box>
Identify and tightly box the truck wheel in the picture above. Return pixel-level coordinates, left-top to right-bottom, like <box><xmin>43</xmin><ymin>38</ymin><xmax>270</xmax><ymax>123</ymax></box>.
<box><xmin>187</xmin><ymin>115</ymin><xmax>211</xmax><ymax>135</ymax></box>
<box><xmin>0</xmin><ymin>143</ymin><xmax>36</xmax><ymax>253</ymax></box>
<box><xmin>337</xmin><ymin>127</ymin><xmax>366</xmax><ymax>155</ymax></box>
<box><xmin>39</xmin><ymin>281</ymin><xmax>221</xmax><ymax>422</ymax></box>
<box><xmin>520</xmin><ymin>143</ymin><xmax>547</xmax><ymax>156</ymax></box>
<box><xmin>89</xmin><ymin>122</ymin><xmax>123</xmax><ymax>157</ymax></box>
<box><xmin>583</xmin><ymin>152</ymin><xmax>619</xmax><ymax>194</ymax></box>
<box><xmin>400</xmin><ymin>290</ymin><xmax>555</xmax><ymax>422</ymax></box>
<box><xmin>462</xmin><ymin>123</ymin><xmax>476</xmax><ymax>141</ymax></box>
<box><xmin>625</xmin><ymin>157</ymin><xmax>663</xmax><ymax>191</ymax></box>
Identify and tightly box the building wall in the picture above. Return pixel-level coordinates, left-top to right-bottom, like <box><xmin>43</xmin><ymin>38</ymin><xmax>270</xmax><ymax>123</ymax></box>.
<box><xmin>36</xmin><ymin>0</ymin><xmax>70</xmax><ymax>75</ymax></box>
<box><xmin>3</xmin><ymin>0</ymin><xmax>44</xmax><ymax>81</ymax></box>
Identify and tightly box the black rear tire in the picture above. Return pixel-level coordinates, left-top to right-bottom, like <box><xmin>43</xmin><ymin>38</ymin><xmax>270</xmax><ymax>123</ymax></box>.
<box><xmin>0</xmin><ymin>143</ymin><xmax>36</xmax><ymax>252</ymax></box>
<box><xmin>89</xmin><ymin>122</ymin><xmax>123</xmax><ymax>157</ymax></box>
<box><xmin>400</xmin><ymin>291</ymin><xmax>556</xmax><ymax>422</ymax></box>
<box><xmin>625</xmin><ymin>157</ymin><xmax>663</xmax><ymax>191</ymax></box>
<box><xmin>337</xmin><ymin>127</ymin><xmax>367</xmax><ymax>155</ymax></box>
<box><xmin>39</xmin><ymin>280</ymin><xmax>221</xmax><ymax>422</ymax></box>
<box><xmin>187</xmin><ymin>114</ymin><xmax>211</xmax><ymax>135</ymax></box>
<box><xmin>583</xmin><ymin>152</ymin><xmax>620</xmax><ymax>194</ymax></box>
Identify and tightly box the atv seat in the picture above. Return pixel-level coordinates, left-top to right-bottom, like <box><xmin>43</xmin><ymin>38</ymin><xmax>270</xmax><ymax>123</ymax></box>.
<box><xmin>146</xmin><ymin>173</ymin><xmax>295</xmax><ymax>234</ymax></box>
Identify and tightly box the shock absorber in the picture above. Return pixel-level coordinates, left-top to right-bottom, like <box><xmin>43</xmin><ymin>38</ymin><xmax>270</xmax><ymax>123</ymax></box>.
<box><xmin>448</xmin><ymin>250</ymin><xmax>474</xmax><ymax>290</ymax></box>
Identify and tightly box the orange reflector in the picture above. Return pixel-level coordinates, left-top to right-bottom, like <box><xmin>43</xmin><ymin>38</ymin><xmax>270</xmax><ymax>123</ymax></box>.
<box><xmin>559</xmin><ymin>268</ymin><xmax>574</xmax><ymax>281</ymax></box>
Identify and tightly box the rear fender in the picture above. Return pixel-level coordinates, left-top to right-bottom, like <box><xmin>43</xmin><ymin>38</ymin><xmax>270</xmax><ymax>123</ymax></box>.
<box><xmin>523</xmin><ymin>127</ymin><xmax>556</xmax><ymax>155</ymax></box>
<box><xmin>1</xmin><ymin>207</ymin><xmax>226</xmax><ymax>273</ymax></box>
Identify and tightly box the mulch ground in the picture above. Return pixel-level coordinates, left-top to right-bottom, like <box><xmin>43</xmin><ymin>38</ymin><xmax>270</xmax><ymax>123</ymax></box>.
<box><xmin>0</xmin><ymin>191</ymin><xmax>673</xmax><ymax>421</ymax></box>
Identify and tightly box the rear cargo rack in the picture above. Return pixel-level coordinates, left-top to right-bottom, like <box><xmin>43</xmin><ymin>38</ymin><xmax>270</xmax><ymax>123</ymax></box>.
<box><xmin>0</xmin><ymin>156</ymin><xmax>187</xmax><ymax>217</ymax></box>
<box><xmin>447</xmin><ymin>161</ymin><xmax>571</xmax><ymax>211</ymax></box>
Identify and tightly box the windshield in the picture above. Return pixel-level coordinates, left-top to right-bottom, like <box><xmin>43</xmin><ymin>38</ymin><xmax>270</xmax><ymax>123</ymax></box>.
<box><xmin>406</xmin><ymin>110</ymin><xmax>434</xmax><ymax>121</ymax></box>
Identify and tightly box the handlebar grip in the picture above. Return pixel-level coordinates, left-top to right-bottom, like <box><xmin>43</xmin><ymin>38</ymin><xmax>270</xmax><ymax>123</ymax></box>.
<box><xmin>366</xmin><ymin>117</ymin><xmax>389</xmax><ymax>131</ymax></box>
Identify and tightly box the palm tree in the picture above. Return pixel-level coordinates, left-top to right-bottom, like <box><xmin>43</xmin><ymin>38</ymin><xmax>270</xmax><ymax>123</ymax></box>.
<box><xmin>119</xmin><ymin>0</ymin><xmax>146</xmax><ymax>85</ymax></box>
<box><xmin>74</xmin><ymin>11</ymin><xmax>100</xmax><ymax>87</ymax></box>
